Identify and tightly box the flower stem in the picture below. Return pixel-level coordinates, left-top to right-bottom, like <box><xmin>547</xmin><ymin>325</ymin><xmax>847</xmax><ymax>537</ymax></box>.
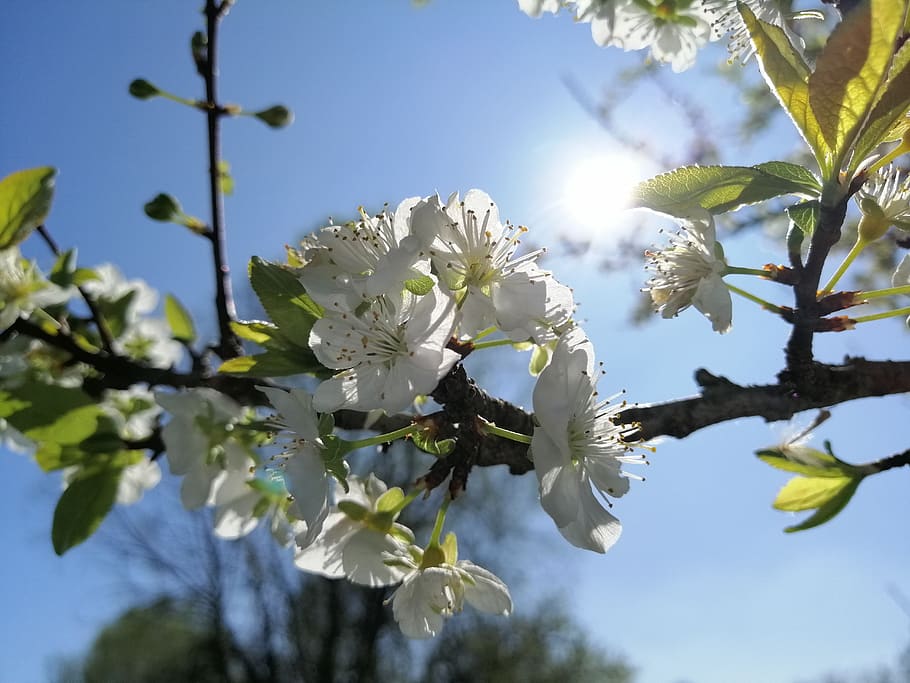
<box><xmin>859</xmin><ymin>284</ymin><xmax>910</xmax><ymax>300</ymax></box>
<box><xmin>821</xmin><ymin>239</ymin><xmax>865</xmax><ymax>294</ymax></box>
<box><xmin>428</xmin><ymin>496</ymin><xmax>451</xmax><ymax>547</ymax></box>
<box><xmin>477</xmin><ymin>417</ymin><xmax>532</xmax><ymax>444</ymax></box>
<box><xmin>472</xmin><ymin>326</ymin><xmax>497</xmax><ymax>342</ymax></box>
<box><xmin>472</xmin><ymin>338</ymin><xmax>515</xmax><ymax>351</ymax></box>
<box><xmin>388</xmin><ymin>487</ymin><xmax>424</xmax><ymax>516</ymax></box>
<box><xmin>852</xmin><ymin>306</ymin><xmax>910</xmax><ymax>324</ymax></box>
<box><xmin>724</xmin><ymin>265</ymin><xmax>769</xmax><ymax>277</ymax></box>
<box><xmin>725</xmin><ymin>283</ymin><xmax>783</xmax><ymax>313</ymax></box>
<box><xmin>347</xmin><ymin>424</ymin><xmax>420</xmax><ymax>450</ymax></box>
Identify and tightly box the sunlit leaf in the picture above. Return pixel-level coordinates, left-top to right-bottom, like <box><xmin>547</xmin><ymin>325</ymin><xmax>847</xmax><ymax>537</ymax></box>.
<box><xmin>785</xmin><ymin>200</ymin><xmax>820</xmax><ymax>236</ymax></box>
<box><xmin>249</xmin><ymin>257</ymin><xmax>323</xmax><ymax>347</ymax></box>
<box><xmin>0</xmin><ymin>166</ymin><xmax>56</xmax><ymax>248</ymax></box>
<box><xmin>784</xmin><ymin>478</ymin><xmax>862</xmax><ymax>533</ymax></box>
<box><xmin>851</xmin><ymin>39</ymin><xmax>910</xmax><ymax>168</ymax></box>
<box><xmin>164</xmin><ymin>293</ymin><xmax>196</xmax><ymax>342</ymax></box>
<box><xmin>631</xmin><ymin>164</ymin><xmax>818</xmax><ymax>218</ymax></box>
<box><xmin>741</xmin><ymin>5</ymin><xmax>830</xmax><ymax>173</ymax></box>
<box><xmin>756</xmin><ymin>446</ymin><xmax>855</xmax><ymax>478</ymax></box>
<box><xmin>808</xmin><ymin>0</ymin><xmax>908</xmax><ymax>169</ymax></box>
<box><xmin>773</xmin><ymin>475</ymin><xmax>855</xmax><ymax>511</ymax></box>
<box><xmin>218</xmin><ymin>349</ymin><xmax>327</xmax><ymax>378</ymax></box>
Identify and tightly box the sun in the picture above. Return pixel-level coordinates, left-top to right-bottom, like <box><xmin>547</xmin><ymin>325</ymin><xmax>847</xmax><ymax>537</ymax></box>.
<box><xmin>562</xmin><ymin>153</ymin><xmax>643</xmax><ymax>231</ymax></box>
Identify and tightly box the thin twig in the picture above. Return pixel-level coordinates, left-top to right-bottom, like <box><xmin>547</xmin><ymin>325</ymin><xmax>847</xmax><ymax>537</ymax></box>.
<box><xmin>36</xmin><ymin>223</ymin><xmax>116</xmax><ymax>354</ymax></box>
<box><xmin>202</xmin><ymin>0</ymin><xmax>242</xmax><ymax>361</ymax></box>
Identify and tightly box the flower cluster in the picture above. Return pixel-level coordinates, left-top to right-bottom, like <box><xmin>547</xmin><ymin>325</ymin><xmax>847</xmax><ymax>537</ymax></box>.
<box><xmin>300</xmin><ymin>190</ymin><xmax>575</xmax><ymax>413</ymax></box>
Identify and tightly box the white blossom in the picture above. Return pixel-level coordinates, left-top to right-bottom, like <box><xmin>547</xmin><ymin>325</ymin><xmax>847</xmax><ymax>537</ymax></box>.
<box><xmin>299</xmin><ymin>198</ymin><xmax>430</xmax><ymax>311</ymax></box>
<box><xmin>856</xmin><ymin>166</ymin><xmax>910</xmax><ymax>232</ymax></box>
<box><xmin>612</xmin><ymin>0</ymin><xmax>713</xmax><ymax>72</ymax></box>
<box><xmin>294</xmin><ymin>473</ymin><xmax>414</xmax><ymax>587</ymax></box>
<box><xmin>410</xmin><ymin>190</ymin><xmax>574</xmax><ymax>343</ymax></box>
<box><xmin>704</xmin><ymin>0</ymin><xmax>814</xmax><ymax>63</ymax></box>
<box><xmin>644</xmin><ymin>210</ymin><xmax>732</xmax><ymax>333</ymax></box>
<box><xmin>518</xmin><ymin>0</ymin><xmax>561</xmax><ymax>17</ymax></box>
<box><xmin>531</xmin><ymin>327</ymin><xmax>644</xmax><ymax>553</ymax></box>
<box><xmin>155</xmin><ymin>388</ymin><xmax>255</xmax><ymax>510</ymax></box>
<box><xmin>0</xmin><ymin>247</ymin><xmax>71</xmax><ymax>331</ymax></box>
<box><xmin>115</xmin><ymin>458</ymin><xmax>162</xmax><ymax>505</ymax></box>
<box><xmin>385</xmin><ymin>539</ymin><xmax>512</xmax><ymax>639</ymax></box>
<box><xmin>309</xmin><ymin>288</ymin><xmax>459</xmax><ymax>413</ymax></box>
<box><xmin>259</xmin><ymin>386</ymin><xmax>332</xmax><ymax>546</ymax></box>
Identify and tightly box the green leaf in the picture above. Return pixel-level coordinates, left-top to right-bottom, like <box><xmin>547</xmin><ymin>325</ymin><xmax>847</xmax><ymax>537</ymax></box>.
<box><xmin>218</xmin><ymin>349</ymin><xmax>327</xmax><ymax>378</ymax></box>
<box><xmin>784</xmin><ymin>478</ymin><xmax>862</xmax><ymax>533</ymax></box>
<box><xmin>631</xmin><ymin>164</ymin><xmax>818</xmax><ymax>218</ymax></box>
<box><xmin>96</xmin><ymin>289</ymin><xmax>136</xmax><ymax>338</ymax></box>
<box><xmin>230</xmin><ymin>320</ymin><xmax>278</xmax><ymax>345</ymax></box>
<box><xmin>0</xmin><ymin>383</ymin><xmax>97</xmax><ymax>439</ymax></box>
<box><xmin>0</xmin><ymin>166</ymin><xmax>57</xmax><ymax>248</ymax></box>
<box><xmin>773</xmin><ymin>475</ymin><xmax>856</xmax><ymax>511</ymax></box>
<box><xmin>851</xmin><ymin>39</ymin><xmax>910</xmax><ymax>168</ymax></box>
<box><xmin>785</xmin><ymin>200</ymin><xmax>820</xmax><ymax>236</ymax></box>
<box><xmin>751</xmin><ymin>161</ymin><xmax>822</xmax><ymax>194</ymax></box>
<box><xmin>756</xmin><ymin>447</ymin><xmax>855</xmax><ymax>478</ymax></box>
<box><xmin>52</xmin><ymin>468</ymin><xmax>120</xmax><ymax>555</ymax></box>
<box><xmin>741</xmin><ymin>4</ymin><xmax>830</xmax><ymax>173</ymax></box>
<box><xmin>48</xmin><ymin>248</ymin><xmax>78</xmax><ymax>288</ymax></box>
<box><xmin>249</xmin><ymin>257</ymin><xmax>323</xmax><ymax>346</ymax></box>
<box><xmin>403</xmin><ymin>274</ymin><xmax>435</xmax><ymax>296</ymax></box>
<box><xmin>164</xmin><ymin>293</ymin><xmax>196</xmax><ymax>342</ymax></box>
<box><xmin>808</xmin><ymin>0</ymin><xmax>908</xmax><ymax>171</ymax></box>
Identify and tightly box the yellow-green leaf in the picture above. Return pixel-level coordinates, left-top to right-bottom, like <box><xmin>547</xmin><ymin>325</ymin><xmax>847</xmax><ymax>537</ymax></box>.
<box><xmin>0</xmin><ymin>166</ymin><xmax>57</xmax><ymax>248</ymax></box>
<box><xmin>741</xmin><ymin>5</ymin><xmax>830</xmax><ymax>174</ymax></box>
<box><xmin>773</xmin><ymin>475</ymin><xmax>854</xmax><ymax>512</ymax></box>
<box><xmin>52</xmin><ymin>468</ymin><xmax>120</xmax><ymax>554</ymax></box>
<box><xmin>164</xmin><ymin>293</ymin><xmax>196</xmax><ymax>342</ymax></box>
<box><xmin>808</xmin><ymin>0</ymin><xmax>908</xmax><ymax>170</ymax></box>
<box><xmin>784</xmin><ymin>478</ymin><xmax>862</xmax><ymax>533</ymax></box>
<box><xmin>851</xmin><ymin>38</ymin><xmax>910</xmax><ymax>168</ymax></box>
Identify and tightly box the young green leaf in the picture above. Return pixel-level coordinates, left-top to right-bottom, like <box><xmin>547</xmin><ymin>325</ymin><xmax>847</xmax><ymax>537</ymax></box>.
<box><xmin>631</xmin><ymin>164</ymin><xmax>818</xmax><ymax>218</ymax></box>
<box><xmin>784</xmin><ymin>478</ymin><xmax>862</xmax><ymax>533</ymax></box>
<box><xmin>0</xmin><ymin>166</ymin><xmax>57</xmax><ymax>248</ymax></box>
<box><xmin>773</xmin><ymin>475</ymin><xmax>856</xmax><ymax>512</ymax></box>
<box><xmin>230</xmin><ymin>320</ymin><xmax>278</xmax><ymax>345</ymax></box>
<box><xmin>757</xmin><ymin>446</ymin><xmax>856</xmax><ymax>478</ymax></box>
<box><xmin>808</xmin><ymin>0</ymin><xmax>908</xmax><ymax>171</ymax></box>
<box><xmin>218</xmin><ymin>160</ymin><xmax>234</xmax><ymax>196</ymax></box>
<box><xmin>164</xmin><ymin>293</ymin><xmax>196</xmax><ymax>342</ymax></box>
<box><xmin>249</xmin><ymin>257</ymin><xmax>323</xmax><ymax>347</ymax></box>
<box><xmin>218</xmin><ymin>349</ymin><xmax>328</xmax><ymax>378</ymax></box>
<box><xmin>851</xmin><ymin>39</ymin><xmax>910</xmax><ymax>169</ymax></box>
<box><xmin>785</xmin><ymin>201</ymin><xmax>820</xmax><ymax>236</ymax></box>
<box><xmin>740</xmin><ymin>5</ymin><xmax>830</xmax><ymax>174</ymax></box>
<box><xmin>52</xmin><ymin>468</ymin><xmax>120</xmax><ymax>555</ymax></box>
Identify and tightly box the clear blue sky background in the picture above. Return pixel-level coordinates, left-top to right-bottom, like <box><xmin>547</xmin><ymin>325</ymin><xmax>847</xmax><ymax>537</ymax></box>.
<box><xmin>2</xmin><ymin>2</ymin><xmax>910</xmax><ymax>682</ymax></box>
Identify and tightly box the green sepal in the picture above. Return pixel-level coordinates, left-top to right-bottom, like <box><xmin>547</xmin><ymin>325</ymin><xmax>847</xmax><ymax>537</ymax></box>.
<box><xmin>164</xmin><ymin>293</ymin><xmax>196</xmax><ymax>343</ymax></box>
<box><xmin>403</xmin><ymin>274</ymin><xmax>435</xmax><ymax>296</ymax></box>
<box><xmin>441</xmin><ymin>531</ymin><xmax>458</xmax><ymax>565</ymax></box>
<box><xmin>95</xmin><ymin>289</ymin><xmax>136</xmax><ymax>338</ymax></box>
<box><xmin>317</xmin><ymin>412</ymin><xmax>335</xmax><ymax>437</ymax></box>
<box><xmin>0</xmin><ymin>166</ymin><xmax>57</xmax><ymax>248</ymax></box>
<box><xmin>631</xmin><ymin>163</ymin><xmax>819</xmax><ymax>219</ymax></box>
<box><xmin>411</xmin><ymin>428</ymin><xmax>455</xmax><ymax>457</ymax></box>
<box><xmin>320</xmin><ymin>435</ymin><xmax>351</xmax><ymax>492</ymax></box>
<box><xmin>529</xmin><ymin>344</ymin><xmax>549</xmax><ymax>377</ymax></box>
<box><xmin>375</xmin><ymin>487</ymin><xmax>405</xmax><ymax>514</ymax></box>
<box><xmin>52</xmin><ymin>467</ymin><xmax>121</xmax><ymax>555</ymax></box>
<box><xmin>338</xmin><ymin>500</ymin><xmax>368</xmax><ymax>521</ymax></box>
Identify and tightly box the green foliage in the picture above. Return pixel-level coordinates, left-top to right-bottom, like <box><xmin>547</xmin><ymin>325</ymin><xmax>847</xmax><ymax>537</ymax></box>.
<box><xmin>631</xmin><ymin>163</ymin><xmax>819</xmax><ymax>218</ymax></box>
<box><xmin>786</xmin><ymin>200</ymin><xmax>820</xmax><ymax>236</ymax></box>
<box><xmin>0</xmin><ymin>166</ymin><xmax>56</xmax><ymax>248</ymax></box>
<box><xmin>52</xmin><ymin>468</ymin><xmax>121</xmax><ymax>555</ymax></box>
<box><xmin>164</xmin><ymin>293</ymin><xmax>196</xmax><ymax>343</ymax></box>
<box><xmin>48</xmin><ymin>249</ymin><xmax>97</xmax><ymax>288</ymax></box>
<box><xmin>807</xmin><ymin>0</ymin><xmax>909</xmax><ymax>174</ymax></box>
<box><xmin>529</xmin><ymin>344</ymin><xmax>550</xmax><ymax>377</ymax></box>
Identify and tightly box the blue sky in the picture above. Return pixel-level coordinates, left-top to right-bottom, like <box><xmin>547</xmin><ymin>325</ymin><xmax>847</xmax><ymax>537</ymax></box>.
<box><xmin>2</xmin><ymin>2</ymin><xmax>910</xmax><ymax>682</ymax></box>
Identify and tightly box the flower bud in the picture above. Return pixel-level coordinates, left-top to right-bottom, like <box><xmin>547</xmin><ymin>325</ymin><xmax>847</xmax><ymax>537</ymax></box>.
<box><xmin>254</xmin><ymin>105</ymin><xmax>294</xmax><ymax>129</ymax></box>
<box><xmin>857</xmin><ymin>197</ymin><xmax>889</xmax><ymax>243</ymax></box>
<box><xmin>129</xmin><ymin>78</ymin><xmax>160</xmax><ymax>100</ymax></box>
<box><xmin>144</xmin><ymin>193</ymin><xmax>180</xmax><ymax>222</ymax></box>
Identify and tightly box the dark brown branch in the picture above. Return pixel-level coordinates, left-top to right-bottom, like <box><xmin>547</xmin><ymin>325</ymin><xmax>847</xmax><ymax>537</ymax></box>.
<box><xmin>869</xmin><ymin>448</ymin><xmax>910</xmax><ymax>473</ymax></box>
<box><xmin>202</xmin><ymin>0</ymin><xmax>242</xmax><ymax>361</ymax></box>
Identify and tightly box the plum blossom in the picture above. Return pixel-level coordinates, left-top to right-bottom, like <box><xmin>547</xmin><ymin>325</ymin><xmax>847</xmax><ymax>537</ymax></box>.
<box><xmin>294</xmin><ymin>473</ymin><xmax>414</xmax><ymax>587</ymax></box>
<box><xmin>705</xmin><ymin>0</ymin><xmax>817</xmax><ymax>63</ymax></box>
<box><xmin>856</xmin><ymin>166</ymin><xmax>910</xmax><ymax>234</ymax></box>
<box><xmin>531</xmin><ymin>327</ymin><xmax>645</xmax><ymax>552</ymax></box>
<box><xmin>518</xmin><ymin>0</ymin><xmax>561</xmax><ymax>17</ymax></box>
<box><xmin>298</xmin><ymin>199</ymin><xmax>430</xmax><ymax>311</ymax></box>
<box><xmin>0</xmin><ymin>247</ymin><xmax>71</xmax><ymax>331</ymax></box>
<box><xmin>309</xmin><ymin>288</ymin><xmax>459</xmax><ymax>413</ymax></box>
<box><xmin>260</xmin><ymin>386</ymin><xmax>333</xmax><ymax>547</ymax></box>
<box><xmin>644</xmin><ymin>210</ymin><xmax>732</xmax><ymax>333</ymax></box>
<box><xmin>385</xmin><ymin>536</ymin><xmax>512</xmax><ymax>639</ymax></box>
<box><xmin>155</xmin><ymin>388</ymin><xmax>256</xmax><ymax>510</ymax></box>
<box><xmin>611</xmin><ymin>0</ymin><xmax>713</xmax><ymax>73</ymax></box>
<box><xmin>410</xmin><ymin>190</ymin><xmax>574</xmax><ymax>343</ymax></box>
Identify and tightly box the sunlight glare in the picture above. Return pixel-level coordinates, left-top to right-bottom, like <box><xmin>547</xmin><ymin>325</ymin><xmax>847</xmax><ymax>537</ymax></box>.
<box><xmin>562</xmin><ymin>153</ymin><xmax>643</xmax><ymax>235</ymax></box>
